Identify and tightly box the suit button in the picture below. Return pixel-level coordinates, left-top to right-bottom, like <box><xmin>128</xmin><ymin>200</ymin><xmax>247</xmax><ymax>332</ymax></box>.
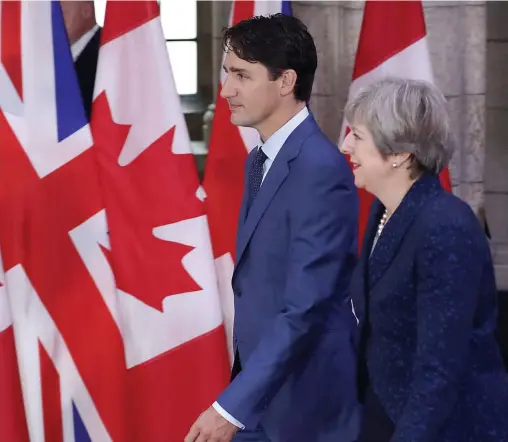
<box><xmin>236</xmin><ymin>289</ymin><xmax>242</xmax><ymax>297</ymax></box>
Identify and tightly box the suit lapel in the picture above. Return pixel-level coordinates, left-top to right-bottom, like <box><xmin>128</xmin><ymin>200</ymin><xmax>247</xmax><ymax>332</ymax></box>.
<box><xmin>235</xmin><ymin>157</ymin><xmax>290</xmax><ymax>266</ymax></box>
<box><xmin>234</xmin><ymin>115</ymin><xmax>316</xmax><ymax>269</ymax></box>
<box><xmin>367</xmin><ymin>173</ymin><xmax>443</xmax><ymax>291</ymax></box>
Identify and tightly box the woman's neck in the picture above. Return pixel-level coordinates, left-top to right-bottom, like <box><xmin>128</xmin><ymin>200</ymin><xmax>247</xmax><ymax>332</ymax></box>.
<box><xmin>375</xmin><ymin>175</ymin><xmax>418</xmax><ymax>216</ymax></box>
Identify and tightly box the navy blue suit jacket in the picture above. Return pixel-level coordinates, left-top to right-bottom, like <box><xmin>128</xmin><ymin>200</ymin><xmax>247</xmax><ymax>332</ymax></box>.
<box><xmin>217</xmin><ymin>114</ymin><xmax>360</xmax><ymax>442</ymax></box>
<box><xmin>74</xmin><ymin>27</ymin><xmax>101</xmax><ymax>121</ymax></box>
<box><xmin>352</xmin><ymin>173</ymin><xmax>508</xmax><ymax>442</ymax></box>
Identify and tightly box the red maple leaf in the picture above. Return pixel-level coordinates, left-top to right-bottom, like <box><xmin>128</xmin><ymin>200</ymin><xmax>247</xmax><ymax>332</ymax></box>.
<box><xmin>91</xmin><ymin>92</ymin><xmax>203</xmax><ymax>311</ymax></box>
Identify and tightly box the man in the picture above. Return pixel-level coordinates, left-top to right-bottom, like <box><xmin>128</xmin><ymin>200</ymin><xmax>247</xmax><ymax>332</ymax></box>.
<box><xmin>61</xmin><ymin>0</ymin><xmax>101</xmax><ymax>120</ymax></box>
<box><xmin>186</xmin><ymin>14</ymin><xmax>360</xmax><ymax>442</ymax></box>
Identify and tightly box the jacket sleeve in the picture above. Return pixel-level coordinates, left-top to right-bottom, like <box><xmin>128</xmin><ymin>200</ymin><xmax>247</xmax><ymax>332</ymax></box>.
<box><xmin>391</xmin><ymin>216</ymin><xmax>483</xmax><ymax>442</ymax></box>
<box><xmin>216</xmin><ymin>158</ymin><xmax>358</xmax><ymax>429</ymax></box>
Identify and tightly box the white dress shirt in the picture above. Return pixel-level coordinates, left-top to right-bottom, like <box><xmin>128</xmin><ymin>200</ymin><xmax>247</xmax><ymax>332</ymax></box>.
<box><xmin>71</xmin><ymin>24</ymin><xmax>100</xmax><ymax>61</ymax></box>
<box><xmin>260</xmin><ymin>106</ymin><xmax>309</xmax><ymax>181</ymax></box>
<box><xmin>212</xmin><ymin>105</ymin><xmax>310</xmax><ymax>429</ymax></box>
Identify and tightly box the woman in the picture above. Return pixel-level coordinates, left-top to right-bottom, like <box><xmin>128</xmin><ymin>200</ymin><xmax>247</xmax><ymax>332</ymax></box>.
<box><xmin>340</xmin><ymin>78</ymin><xmax>508</xmax><ymax>442</ymax></box>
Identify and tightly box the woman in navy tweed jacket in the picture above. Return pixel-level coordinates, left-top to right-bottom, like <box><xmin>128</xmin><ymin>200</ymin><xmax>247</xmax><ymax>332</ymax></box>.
<box><xmin>340</xmin><ymin>77</ymin><xmax>508</xmax><ymax>442</ymax></box>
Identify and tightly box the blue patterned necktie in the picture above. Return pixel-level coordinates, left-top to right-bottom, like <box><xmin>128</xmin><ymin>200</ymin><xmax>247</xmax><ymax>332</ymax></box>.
<box><xmin>247</xmin><ymin>147</ymin><xmax>268</xmax><ymax>212</ymax></box>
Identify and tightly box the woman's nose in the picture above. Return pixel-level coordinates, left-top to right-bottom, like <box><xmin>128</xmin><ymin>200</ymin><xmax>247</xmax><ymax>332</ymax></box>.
<box><xmin>339</xmin><ymin>132</ymin><xmax>353</xmax><ymax>154</ymax></box>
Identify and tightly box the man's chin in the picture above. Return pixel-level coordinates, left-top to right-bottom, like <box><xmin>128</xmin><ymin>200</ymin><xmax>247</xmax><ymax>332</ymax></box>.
<box><xmin>229</xmin><ymin>114</ymin><xmax>251</xmax><ymax>127</ymax></box>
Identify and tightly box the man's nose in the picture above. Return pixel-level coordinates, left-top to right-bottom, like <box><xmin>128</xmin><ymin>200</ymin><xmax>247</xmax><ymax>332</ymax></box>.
<box><xmin>220</xmin><ymin>76</ymin><xmax>236</xmax><ymax>98</ymax></box>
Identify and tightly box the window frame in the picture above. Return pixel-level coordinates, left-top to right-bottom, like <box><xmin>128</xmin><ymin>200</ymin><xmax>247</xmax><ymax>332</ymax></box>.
<box><xmin>94</xmin><ymin>0</ymin><xmax>200</xmax><ymax>98</ymax></box>
<box><xmin>160</xmin><ymin>0</ymin><xmax>199</xmax><ymax>97</ymax></box>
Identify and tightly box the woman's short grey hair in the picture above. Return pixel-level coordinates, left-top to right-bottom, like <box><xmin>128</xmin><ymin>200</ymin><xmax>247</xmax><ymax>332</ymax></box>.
<box><xmin>344</xmin><ymin>77</ymin><xmax>454</xmax><ymax>177</ymax></box>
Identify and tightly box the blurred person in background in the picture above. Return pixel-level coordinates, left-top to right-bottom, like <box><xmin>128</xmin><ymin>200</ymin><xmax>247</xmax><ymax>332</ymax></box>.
<box><xmin>62</xmin><ymin>0</ymin><xmax>101</xmax><ymax>120</ymax></box>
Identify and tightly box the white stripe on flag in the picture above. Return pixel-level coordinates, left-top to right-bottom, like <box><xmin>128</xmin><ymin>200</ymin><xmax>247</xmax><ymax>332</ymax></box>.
<box><xmin>254</xmin><ymin>0</ymin><xmax>284</xmax><ymax>16</ymax></box>
<box><xmin>7</xmin><ymin>265</ymin><xmax>112</xmax><ymax>442</ymax></box>
<box><xmin>339</xmin><ymin>37</ymin><xmax>433</xmax><ymax>144</ymax></box>
<box><xmin>0</xmin><ymin>250</ymin><xmax>12</xmax><ymax>333</ymax></box>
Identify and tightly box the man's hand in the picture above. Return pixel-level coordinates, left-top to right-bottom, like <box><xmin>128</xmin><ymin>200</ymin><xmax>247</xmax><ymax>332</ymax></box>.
<box><xmin>184</xmin><ymin>406</ymin><xmax>239</xmax><ymax>442</ymax></box>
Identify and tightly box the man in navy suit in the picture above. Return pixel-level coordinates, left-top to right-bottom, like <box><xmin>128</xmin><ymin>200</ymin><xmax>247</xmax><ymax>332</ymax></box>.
<box><xmin>62</xmin><ymin>1</ymin><xmax>100</xmax><ymax>120</ymax></box>
<box><xmin>186</xmin><ymin>14</ymin><xmax>360</xmax><ymax>442</ymax></box>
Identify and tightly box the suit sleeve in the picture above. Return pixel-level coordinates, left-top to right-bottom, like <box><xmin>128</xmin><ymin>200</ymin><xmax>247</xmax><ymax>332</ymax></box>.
<box><xmin>392</xmin><ymin>218</ymin><xmax>483</xmax><ymax>442</ymax></box>
<box><xmin>216</xmin><ymin>157</ymin><xmax>358</xmax><ymax>429</ymax></box>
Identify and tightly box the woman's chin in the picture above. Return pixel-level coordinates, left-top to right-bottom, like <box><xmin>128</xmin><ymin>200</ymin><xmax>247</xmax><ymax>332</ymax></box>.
<box><xmin>353</xmin><ymin>175</ymin><xmax>365</xmax><ymax>189</ymax></box>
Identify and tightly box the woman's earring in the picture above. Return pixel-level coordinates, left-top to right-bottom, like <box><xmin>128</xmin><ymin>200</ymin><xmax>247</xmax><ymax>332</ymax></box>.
<box><xmin>392</xmin><ymin>162</ymin><xmax>398</xmax><ymax>168</ymax></box>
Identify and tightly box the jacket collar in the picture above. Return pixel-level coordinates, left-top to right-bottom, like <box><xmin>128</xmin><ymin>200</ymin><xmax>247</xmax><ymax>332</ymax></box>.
<box><xmin>361</xmin><ymin>173</ymin><xmax>444</xmax><ymax>291</ymax></box>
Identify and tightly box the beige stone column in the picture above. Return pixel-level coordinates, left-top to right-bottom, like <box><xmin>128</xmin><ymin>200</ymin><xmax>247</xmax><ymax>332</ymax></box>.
<box><xmin>423</xmin><ymin>1</ymin><xmax>487</xmax><ymax>214</ymax></box>
<box><xmin>197</xmin><ymin>1</ymin><xmax>214</xmax><ymax>102</ymax></box>
<box><xmin>211</xmin><ymin>0</ymin><xmax>232</xmax><ymax>99</ymax></box>
<box><xmin>292</xmin><ymin>1</ymin><xmax>345</xmax><ymax>143</ymax></box>
<box><xmin>486</xmin><ymin>1</ymin><xmax>508</xmax><ymax>290</ymax></box>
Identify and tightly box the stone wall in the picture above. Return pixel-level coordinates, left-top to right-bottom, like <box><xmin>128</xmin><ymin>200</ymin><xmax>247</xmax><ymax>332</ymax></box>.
<box><xmin>486</xmin><ymin>1</ymin><xmax>508</xmax><ymax>290</ymax></box>
<box><xmin>211</xmin><ymin>0</ymin><xmax>232</xmax><ymax>98</ymax></box>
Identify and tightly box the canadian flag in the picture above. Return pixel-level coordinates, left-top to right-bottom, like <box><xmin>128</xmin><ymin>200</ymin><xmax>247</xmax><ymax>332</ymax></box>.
<box><xmin>91</xmin><ymin>1</ymin><xmax>230</xmax><ymax>440</ymax></box>
<box><xmin>203</xmin><ymin>0</ymin><xmax>292</xmax><ymax>362</ymax></box>
<box><xmin>340</xmin><ymin>0</ymin><xmax>452</xmax><ymax>247</ymax></box>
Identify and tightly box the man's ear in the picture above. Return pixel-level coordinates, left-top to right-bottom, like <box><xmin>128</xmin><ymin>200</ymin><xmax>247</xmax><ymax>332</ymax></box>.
<box><xmin>280</xmin><ymin>69</ymin><xmax>297</xmax><ymax>97</ymax></box>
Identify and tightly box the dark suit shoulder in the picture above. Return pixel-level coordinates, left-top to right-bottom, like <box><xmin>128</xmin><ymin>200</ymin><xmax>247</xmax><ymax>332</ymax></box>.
<box><xmin>298</xmin><ymin>128</ymin><xmax>341</xmax><ymax>159</ymax></box>
<box><xmin>417</xmin><ymin>191</ymin><xmax>487</xmax><ymax>254</ymax></box>
<box><xmin>420</xmin><ymin>191</ymin><xmax>479</xmax><ymax>231</ymax></box>
<box><xmin>293</xmin><ymin>128</ymin><xmax>352</xmax><ymax>177</ymax></box>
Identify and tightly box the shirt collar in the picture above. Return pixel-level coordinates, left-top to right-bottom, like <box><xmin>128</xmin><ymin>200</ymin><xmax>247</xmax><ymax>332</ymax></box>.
<box><xmin>260</xmin><ymin>106</ymin><xmax>309</xmax><ymax>160</ymax></box>
<box><xmin>71</xmin><ymin>24</ymin><xmax>100</xmax><ymax>61</ymax></box>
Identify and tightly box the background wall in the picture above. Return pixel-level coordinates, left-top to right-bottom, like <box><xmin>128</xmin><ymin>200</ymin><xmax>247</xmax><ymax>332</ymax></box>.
<box><xmin>486</xmin><ymin>1</ymin><xmax>508</xmax><ymax>290</ymax></box>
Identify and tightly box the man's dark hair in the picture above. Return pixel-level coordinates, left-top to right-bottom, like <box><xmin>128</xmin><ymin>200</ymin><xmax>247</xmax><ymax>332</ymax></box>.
<box><xmin>222</xmin><ymin>13</ymin><xmax>318</xmax><ymax>103</ymax></box>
